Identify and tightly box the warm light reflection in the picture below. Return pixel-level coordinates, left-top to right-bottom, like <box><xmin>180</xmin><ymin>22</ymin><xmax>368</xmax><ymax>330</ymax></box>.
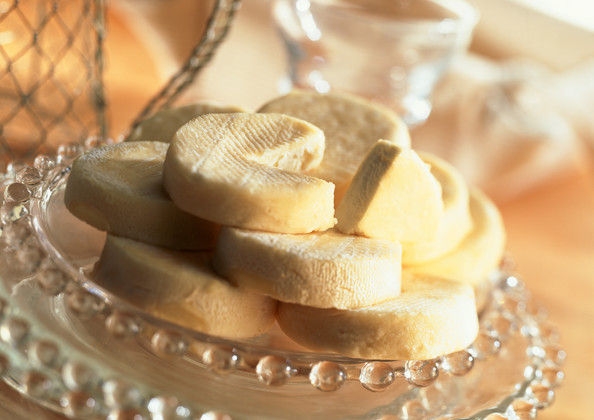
<box><xmin>513</xmin><ymin>0</ymin><xmax>594</xmax><ymax>31</ymax></box>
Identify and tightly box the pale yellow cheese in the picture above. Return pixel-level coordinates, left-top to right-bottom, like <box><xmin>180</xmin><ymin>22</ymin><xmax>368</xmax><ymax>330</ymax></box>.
<box><xmin>125</xmin><ymin>102</ymin><xmax>246</xmax><ymax>143</ymax></box>
<box><xmin>163</xmin><ymin>112</ymin><xmax>336</xmax><ymax>234</ymax></box>
<box><xmin>276</xmin><ymin>272</ymin><xmax>478</xmax><ymax>360</ymax></box>
<box><xmin>212</xmin><ymin>227</ymin><xmax>402</xmax><ymax>310</ymax></box>
<box><xmin>405</xmin><ymin>188</ymin><xmax>506</xmax><ymax>287</ymax></box>
<box><xmin>64</xmin><ymin>141</ymin><xmax>219</xmax><ymax>250</ymax></box>
<box><xmin>92</xmin><ymin>235</ymin><xmax>277</xmax><ymax>338</ymax></box>
<box><xmin>336</xmin><ymin>140</ymin><xmax>443</xmax><ymax>243</ymax></box>
<box><xmin>258</xmin><ymin>90</ymin><xmax>410</xmax><ymax>205</ymax></box>
<box><xmin>401</xmin><ymin>152</ymin><xmax>473</xmax><ymax>264</ymax></box>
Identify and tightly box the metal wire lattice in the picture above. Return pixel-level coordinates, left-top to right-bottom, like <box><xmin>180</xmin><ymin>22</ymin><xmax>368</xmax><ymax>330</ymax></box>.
<box><xmin>0</xmin><ymin>0</ymin><xmax>239</xmax><ymax>164</ymax></box>
<box><xmin>0</xmin><ymin>0</ymin><xmax>106</xmax><ymax>164</ymax></box>
<box><xmin>127</xmin><ymin>0</ymin><xmax>242</xmax><ymax>137</ymax></box>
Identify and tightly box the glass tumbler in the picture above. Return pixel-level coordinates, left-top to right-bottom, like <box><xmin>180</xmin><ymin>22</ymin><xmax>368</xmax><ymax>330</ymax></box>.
<box><xmin>272</xmin><ymin>0</ymin><xmax>478</xmax><ymax>126</ymax></box>
<box><xmin>0</xmin><ymin>0</ymin><xmax>106</xmax><ymax>166</ymax></box>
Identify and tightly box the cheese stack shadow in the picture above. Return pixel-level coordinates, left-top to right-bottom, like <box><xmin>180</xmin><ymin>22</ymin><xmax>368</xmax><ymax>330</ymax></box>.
<box><xmin>64</xmin><ymin>91</ymin><xmax>506</xmax><ymax>361</ymax></box>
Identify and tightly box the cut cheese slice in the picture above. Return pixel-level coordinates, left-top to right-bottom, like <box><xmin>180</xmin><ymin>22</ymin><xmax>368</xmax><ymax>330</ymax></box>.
<box><xmin>64</xmin><ymin>141</ymin><xmax>219</xmax><ymax>250</ymax></box>
<box><xmin>405</xmin><ymin>188</ymin><xmax>506</xmax><ymax>287</ymax></box>
<box><xmin>258</xmin><ymin>90</ymin><xmax>410</xmax><ymax>205</ymax></box>
<box><xmin>92</xmin><ymin>235</ymin><xmax>277</xmax><ymax>338</ymax></box>
<box><xmin>163</xmin><ymin>112</ymin><xmax>336</xmax><ymax>233</ymax></box>
<box><xmin>276</xmin><ymin>272</ymin><xmax>478</xmax><ymax>360</ymax></box>
<box><xmin>336</xmin><ymin>140</ymin><xmax>443</xmax><ymax>243</ymax></box>
<box><xmin>401</xmin><ymin>152</ymin><xmax>473</xmax><ymax>264</ymax></box>
<box><xmin>125</xmin><ymin>102</ymin><xmax>246</xmax><ymax>143</ymax></box>
<box><xmin>212</xmin><ymin>227</ymin><xmax>402</xmax><ymax>310</ymax></box>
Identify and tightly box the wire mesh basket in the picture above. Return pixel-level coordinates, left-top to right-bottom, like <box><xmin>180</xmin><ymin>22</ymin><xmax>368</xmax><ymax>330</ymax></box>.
<box><xmin>0</xmin><ymin>0</ymin><xmax>106</xmax><ymax>165</ymax></box>
<box><xmin>0</xmin><ymin>0</ymin><xmax>240</xmax><ymax>166</ymax></box>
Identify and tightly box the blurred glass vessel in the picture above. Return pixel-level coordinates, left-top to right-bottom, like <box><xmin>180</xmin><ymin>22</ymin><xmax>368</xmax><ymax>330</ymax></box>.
<box><xmin>273</xmin><ymin>0</ymin><xmax>478</xmax><ymax>126</ymax></box>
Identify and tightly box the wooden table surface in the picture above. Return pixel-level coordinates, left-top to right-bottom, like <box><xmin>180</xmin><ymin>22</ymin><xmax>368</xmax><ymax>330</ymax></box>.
<box><xmin>101</xmin><ymin>3</ymin><xmax>594</xmax><ymax>419</ymax></box>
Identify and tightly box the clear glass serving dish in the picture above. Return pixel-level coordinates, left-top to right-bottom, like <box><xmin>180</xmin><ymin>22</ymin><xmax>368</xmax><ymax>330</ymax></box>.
<box><xmin>0</xmin><ymin>144</ymin><xmax>565</xmax><ymax>419</ymax></box>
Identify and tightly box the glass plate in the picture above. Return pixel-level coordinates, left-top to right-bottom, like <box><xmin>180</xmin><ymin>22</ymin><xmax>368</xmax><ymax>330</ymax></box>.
<box><xmin>0</xmin><ymin>145</ymin><xmax>565</xmax><ymax>419</ymax></box>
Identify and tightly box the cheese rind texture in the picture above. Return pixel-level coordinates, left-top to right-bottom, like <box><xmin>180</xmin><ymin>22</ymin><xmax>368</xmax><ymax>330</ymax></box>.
<box><xmin>258</xmin><ymin>90</ymin><xmax>410</xmax><ymax>205</ymax></box>
<box><xmin>92</xmin><ymin>235</ymin><xmax>277</xmax><ymax>338</ymax></box>
<box><xmin>212</xmin><ymin>227</ymin><xmax>402</xmax><ymax>309</ymax></box>
<box><xmin>125</xmin><ymin>102</ymin><xmax>246</xmax><ymax>143</ymax></box>
<box><xmin>62</xmin><ymin>96</ymin><xmax>501</xmax><ymax>359</ymax></box>
<box><xmin>64</xmin><ymin>141</ymin><xmax>219</xmax><ymax>250</ymax></box>
<box><xmin>276</xmin><ymin>272</ymin><xmax>478</xmax><ymax>360</ymax></box>
<box><xmin>163</xmin><ymin>112</ymin><xmax>336</xmax><ymax>233</ymax></box>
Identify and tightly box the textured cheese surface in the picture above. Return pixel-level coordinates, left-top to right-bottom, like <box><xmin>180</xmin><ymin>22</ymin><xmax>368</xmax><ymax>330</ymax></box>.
<box><xmin>163</xmin><ymin>112</ymin><xmax>336</xmax><ymax>233</ymax></box>
<box><xmin>64</xmin><ymin>141</ymin><xmax>219</xmax><ymax>250</ymax></box>
<box><xmin>277</xmin><ymin>272</ymin><xmax>478</xmax><ymax>360</ymax></box>
<box><xmin>92</xmin><ymin>235</ymin><xmax>277</xmax><ymax>338</ymax></box>
<box><xmin>258</xmin><ymin>90</ymin><xmax>411</xmax><ymax>205</ymax></box>
<box><xmin>65</xmin><ymin>96</ymin><xmax>506</xmax><ymax>358</ymax></box>
<box><xmin>125</xmin><ymin>102</ymin><xmax>246</xmax><ymax>143</ymax></box>
<box><xmin>213</xmin><ymin>227</ymin><xmax>402</xmax><ymax>309</ymax></box>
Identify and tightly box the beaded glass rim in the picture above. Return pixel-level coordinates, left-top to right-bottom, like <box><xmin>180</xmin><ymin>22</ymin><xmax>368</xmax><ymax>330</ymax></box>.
<box><xmin>0</xmin><ymin>141</ymin><xmax>566</xmax><ymax>419</ymax></box>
